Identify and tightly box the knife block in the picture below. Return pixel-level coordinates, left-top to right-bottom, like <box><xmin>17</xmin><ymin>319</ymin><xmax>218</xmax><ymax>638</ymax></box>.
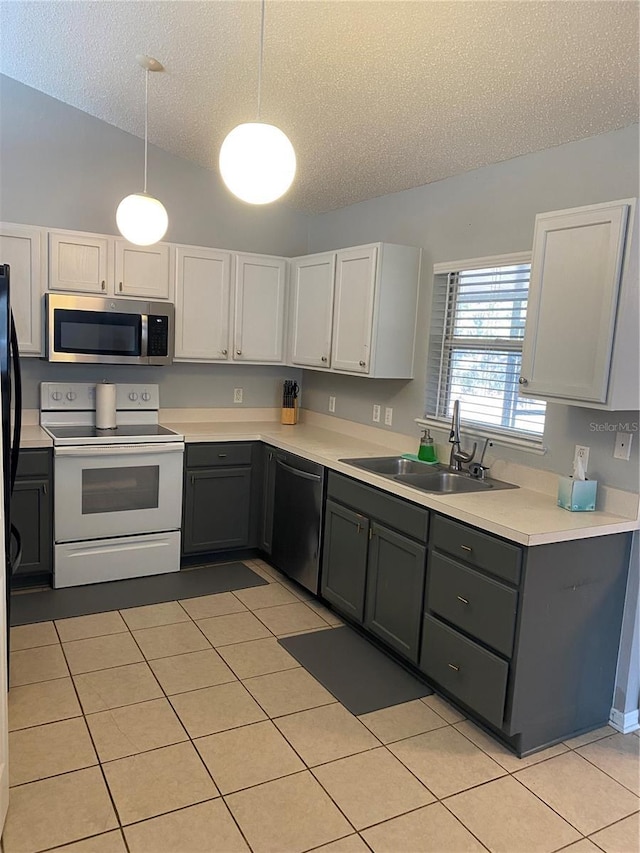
<box><xmin>281</xmin><ymin>402</ymin><xmax>298</xmax><ymax>425</ymax></box>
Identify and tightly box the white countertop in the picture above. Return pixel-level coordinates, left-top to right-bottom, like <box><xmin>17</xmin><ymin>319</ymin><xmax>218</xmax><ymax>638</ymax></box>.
<box><xmin>163</xmin><ymin>417</ymin><xmax>640</xmax><ymax>547</ymax></box>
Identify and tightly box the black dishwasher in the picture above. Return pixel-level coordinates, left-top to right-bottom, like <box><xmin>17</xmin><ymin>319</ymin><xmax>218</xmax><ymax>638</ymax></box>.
<box><xmin>270</xmin><ymin>451</ymin><xmax>325</xmax><ymax>594</ymax></box>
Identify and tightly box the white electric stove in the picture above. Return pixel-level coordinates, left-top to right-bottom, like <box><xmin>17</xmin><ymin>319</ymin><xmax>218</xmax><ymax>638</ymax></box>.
<box><xmin>41</xmin><ymin>382</ymin><xmax>184</xmax><ymax>588</ymax></box>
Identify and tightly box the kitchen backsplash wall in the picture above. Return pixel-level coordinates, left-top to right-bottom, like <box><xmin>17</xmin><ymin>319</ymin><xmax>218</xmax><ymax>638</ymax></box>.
<box><xmin>0</xmin><ymin>75</ymin><xmax>310</xmax><ymax>256</ymax></box>
<box><xmin>20</xmin><ymin>359</ymin><xmax>303</xmax><ymax>412</ymax></box>
<box><xmin>303</xmin><ymin>123</ymin><xmax>640</xmax><ymax>494</ymax></box>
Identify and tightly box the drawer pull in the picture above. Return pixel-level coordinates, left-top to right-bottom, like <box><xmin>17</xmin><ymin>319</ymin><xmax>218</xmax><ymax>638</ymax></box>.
<box><xmin>356</xmin><ymin>523</ymin><xmax>362</xmax><ymax>534</ymax></box>
<box><xmin>448</xmin><ymin>663</ymin><xmax>460</xmax><ymax>672</ymax></box>
<box><xmin>460</xmin><ymin>544</ymin><xmax>473</xmax><ymax>552</ymax></box>
<box><xmin>456</xmin><ymin>595</ymin><xmax>469</xmax><ymax>605</ymax></box>
<box><xmin>218</xmin><ymin>454</ymin><xmax>228</xmax><ymax>458</ymax></box>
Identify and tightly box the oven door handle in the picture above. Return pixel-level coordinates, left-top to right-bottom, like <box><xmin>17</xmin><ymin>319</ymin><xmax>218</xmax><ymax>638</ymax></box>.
<box><xmin>54</xmin><ymin>442</ymin><xmax>185</xmax><ymax>457</ymax></box>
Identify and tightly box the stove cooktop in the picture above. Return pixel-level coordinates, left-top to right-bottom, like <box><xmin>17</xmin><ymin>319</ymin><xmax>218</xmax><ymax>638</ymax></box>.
<box><xmin>44</xmin><ymin>423</ymin><xmax>183</xmax><ymax>445</ymax></box>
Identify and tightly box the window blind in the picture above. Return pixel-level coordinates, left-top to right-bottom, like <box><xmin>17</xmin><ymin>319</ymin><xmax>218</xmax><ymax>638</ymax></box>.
<box><xmin>426</xmin><ymin>263</ymin><xmax>546</xmax><ymax>437</ymax></box>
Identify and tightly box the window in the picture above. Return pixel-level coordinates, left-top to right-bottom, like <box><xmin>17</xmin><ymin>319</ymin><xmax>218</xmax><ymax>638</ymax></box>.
<box><xmin>425</xmin><ymin>258</ymin><xmax>546</xmax><ymax>440</ymax></box>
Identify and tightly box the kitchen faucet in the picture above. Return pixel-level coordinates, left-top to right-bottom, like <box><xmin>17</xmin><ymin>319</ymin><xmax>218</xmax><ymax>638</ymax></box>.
<box><xmin>449</xmin><ymin>400</ymin><xmax>477</xmax><ymax>472</ymax></box>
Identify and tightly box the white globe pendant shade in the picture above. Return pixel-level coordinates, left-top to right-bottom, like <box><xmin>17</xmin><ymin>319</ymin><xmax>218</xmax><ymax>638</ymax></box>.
<box><xmin>116</xmin><ymin>193</ymin><xmax>169</xmax><ymax>246</ymax></box>
<box><xmin>219</xmin><ymin>122</ymin><xmax>296</xmax><ymax>204</ymax></box>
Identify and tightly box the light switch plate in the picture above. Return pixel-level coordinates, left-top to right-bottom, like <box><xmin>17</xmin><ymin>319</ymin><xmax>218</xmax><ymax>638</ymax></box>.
<box><xmin>233</xmin><ymin>388</ymin><xmax>243</xmax><ymax>404</ymax></box>
<box><xmin>384</xmin><ymin>407</ymin><xmax>393</xmax><ymax>426</ymax></box>
<box><xmin>372</xmin><ymin>404</ymin><xmax>381</xmax><ymax>423</ymax></box>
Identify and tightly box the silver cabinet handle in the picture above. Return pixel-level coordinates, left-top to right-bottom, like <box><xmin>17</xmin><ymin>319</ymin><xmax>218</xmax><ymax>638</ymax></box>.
<box><xmin>519</xmin><ymin>377</ymin><xmax>528</xmax><ymax>385</ymax></box>
<box><xmin>460</xmin><ymin>544</ymin><xmax>472</xmax><ymax>552</ymax></box>
<box><xmin>101</xmin><ymin>280</ymin><xmax>106</xmax><ymax>291</ymax></box>
<box><xmin>321</xmin><ymin>356</ymin><xmax>327</xmax><ymax>362</ymax></box>
<box><xmin>218</xmin><ymin>453</ymin><xmax>227</xmax><ymax>458</ymax></box>
<box><xmin>236</xmin><ymin>350</ymin><xmax>242</xmax><ymax>355</ymax></box>
<box><xmin>448</xmin><ymin>663</ymin><xmax>460</xmax><ymax>672</ymax></box>
<box><xmin>221</xmin><ymin>349</ymin><xmax>228</xmax><ymax>356</ymax></box>
<box><xmin>359</xmin><ymin>360</ymin><xmax>366</xmax><ymax>367</ymax></box>
<box><xmin>119</xmin><ymin>282</ymin><xmax>123</xmax><ymax>292</ymax></box>
<box><xmin>457</xmin><ymin>595</ymin><xmax>469</xmax><ymax>605</ymax></box>
<box><xmin>42</xmin><ymin>483</ymin><xmax>47</xmax><ymax>495</ymax></box>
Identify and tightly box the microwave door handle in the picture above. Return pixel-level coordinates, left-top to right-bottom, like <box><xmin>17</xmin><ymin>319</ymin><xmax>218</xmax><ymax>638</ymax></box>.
<box><xmin>141</xmin><ymin>314</ymin><xmax>149</xmax><ymax>359</ymax></box>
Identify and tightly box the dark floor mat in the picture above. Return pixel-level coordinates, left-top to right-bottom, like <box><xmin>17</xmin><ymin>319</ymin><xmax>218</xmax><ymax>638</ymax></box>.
<box><xmin>279</xmin><ymin>625</ymin><xmax>432</xmax><ymax>715</ymax></box>
<box><xmin>10</xmin><ymin>562</ymin><xmax>267</xmax><ymax>626</ymax></box>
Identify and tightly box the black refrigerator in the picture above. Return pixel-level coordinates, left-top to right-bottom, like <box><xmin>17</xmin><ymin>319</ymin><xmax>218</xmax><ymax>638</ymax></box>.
<box><xmin>0</xmin><ymin>264</ymin><xmax>23</xmax><ymax>637</ymax></box>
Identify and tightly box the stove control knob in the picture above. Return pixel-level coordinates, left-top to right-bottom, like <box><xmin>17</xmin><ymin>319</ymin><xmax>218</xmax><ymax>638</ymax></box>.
<box><xmin>141</xmin><ymin>392</ymin><xmax>151</xmax><ymax>402</ymax></box>
<box><xmin>66</xmin><ymin>391</ymin><xmax>77</xmax><ymax>401</ymax></box>
<box><xmin>129</xmin><ymin>392</ymin><xmax>139</xmax><ymax>402</ymax></box>
<box><xmin>51</xmin><ymin>391</ymin><xmax>62</xmax><ymax>401</ymax></box>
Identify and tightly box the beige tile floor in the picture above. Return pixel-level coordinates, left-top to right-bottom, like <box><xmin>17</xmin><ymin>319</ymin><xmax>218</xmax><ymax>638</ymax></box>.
<box><xmin>3</xmin><ymin>558</ymin><xmax>639</xmax><ymax>853</ymax></box>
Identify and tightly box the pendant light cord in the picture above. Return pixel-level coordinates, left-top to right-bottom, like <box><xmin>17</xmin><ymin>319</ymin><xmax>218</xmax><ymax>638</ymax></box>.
<box><xmin>143</xmin><ymin>68</ymin><xmax>149</xmax><ymax>193</ymax></box>
<box><xmin>256</xmin><ymin>0</ymin><xmax>265</xmax><ymax>121</ymax></box>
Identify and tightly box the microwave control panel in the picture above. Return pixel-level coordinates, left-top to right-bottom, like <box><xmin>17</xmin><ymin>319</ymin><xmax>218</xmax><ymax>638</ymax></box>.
<box><xmin>147</xmin><ymin>315</ymin><xmax>169</xmax><ymax>357</ymax></box>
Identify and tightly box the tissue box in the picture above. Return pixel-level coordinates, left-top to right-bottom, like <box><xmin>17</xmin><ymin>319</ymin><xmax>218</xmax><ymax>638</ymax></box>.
<box><xmin>557</xmin><ymin>476</ymin><xmax>597</xmax><ymax>512</ymax></box>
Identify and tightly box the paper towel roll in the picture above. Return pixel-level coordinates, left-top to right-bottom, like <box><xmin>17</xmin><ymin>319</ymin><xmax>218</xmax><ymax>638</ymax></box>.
<box><xmin>95</xmin><ymin>383</ymin><xmax>117</xmax><ymax>430</ymax></box>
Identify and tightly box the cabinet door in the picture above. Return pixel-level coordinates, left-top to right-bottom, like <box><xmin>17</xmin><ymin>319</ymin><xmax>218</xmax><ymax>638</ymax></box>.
<box><xmin>521</xmin><ymin>202</ymin><xmax>629</xmax><ymax>403</ymax></box>
<box><xmin>114</xmin><ymin>240</ymin><xmax>170</xmax><ymax>300</ymax></box>
<box><xmin>364</xmin><ymin>523</ymin><xmax>426</xmax><ymax>662</ymax></box>
<box><xmin>48</xmin><ymin>231</ymin><xmax>109</xmax><ymax>293</ymax></box>
<box><xmin>321</xmin><ymin>499</ymin><xmax>369</xmax><ymax>622</ymax></box>
<box><xmin>261</xmin><ymin>446</ymin><xmax>277</xmax><ymax>553</ymax></box>
<box><xmin>331</xmin><ymin>245</ymin><xmax>377</xmax><ymax>373</ymax></box>
<box><xmin>234</xmin><ymin>254</ymin><xmax>286</xmax><ymax>362</ymax></box>
<box><xmin>290</xmin><ymin>253</ymin><xmax>335</xmax><ymax>367</ymax></box>
<box><xmin>183</xmin><ymin>467</ymin><xmax>252</xmax><ymax>553</ymax></box>
<box><xmin>11</xmin><ymin>478</ymin><xmax>52</xmax><ymax>585</ymax></box>
<box><xmin>174</xmin><ymin>246</ymin><xmax>231</xmax><ymax>361</ymax></box>
<box><xmin>0</xmin><ymin>223</ymin><xmax>44</xmax><ymax>355</ymax></box>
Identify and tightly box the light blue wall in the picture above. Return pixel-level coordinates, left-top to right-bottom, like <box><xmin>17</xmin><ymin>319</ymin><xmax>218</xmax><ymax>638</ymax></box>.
<box><xmin>303</xmin><ymin>124</ymin><xmax>640</xmax><ymax>492</ymax></box>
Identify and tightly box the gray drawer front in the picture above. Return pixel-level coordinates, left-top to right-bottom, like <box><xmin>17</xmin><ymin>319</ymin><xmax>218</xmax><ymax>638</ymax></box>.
<box><xmin>420</xmin><ymin>614</ymin><xmax>509</xmax><ymax>728</ymax></box>
<box><xmin>186</xmin><ymin>443</ymin><xmax>253</xmax><ymax>468</ymax></box>
<box><xmin>16</xmin><ymin>449</ymin><xmax>51</xmax><ymax>479</ymax></box>
<box><xmin>431</xmin><ymin>515</ymin><xmax>521</xmax><ymax>585</ymax></box>
<box><xmin>328</xmin><ymin>472</ymin><xmax>429</xmax><ymax>542</ymax></box>
<box><xmin>427</xmin><ymin>552</ymin><xmax>517</xmax><ymax>657</ymax></box>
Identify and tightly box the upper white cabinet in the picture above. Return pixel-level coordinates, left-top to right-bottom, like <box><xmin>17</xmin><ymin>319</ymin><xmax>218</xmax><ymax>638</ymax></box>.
<box><xmin>174</xmin><ymin>245</ymin><xmax>231</xmax><ymax>361</ymax></box>
<box><xmin>290</xmin><ymin>252</ymin><xmax>336</xmax><ymax>368</ymax></box>
<box><xmin>0</xmin><ymin>223</ymin><xmax>45</xmax><ymax>355</ymax></box>
<box><xmin>234</xmin><ymin>254</ymin><xmax>287</xmax><ymax>363</ymax></box>
<box><xmin>289</xmin><ymin>242</ymin><xmax>421</xmax><ymax>378</ymax></box>
<box><xmin>114</xmin><ymin>240</ymin><xmax>170</xmax><ymax>300</ymax></box>
<box><xmin>48</xmin><ymin>229</ymin><xmax>170</xmax><ymax>300</ymax></box>
<box><xmin>520</xmin><ymin>199</ymin><xmax>639</xmax><ymax>410</ymax></box>
<box><xmin>48</xmin><ymin>231</ymin><xmax>109</xmax><ymax>294</ymax></box>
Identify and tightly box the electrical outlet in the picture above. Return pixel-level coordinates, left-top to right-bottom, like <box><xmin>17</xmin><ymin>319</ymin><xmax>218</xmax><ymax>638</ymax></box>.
<box><xmin>329</xmin><ymin>396</ymin><xmax>336</xmax><ymax>414</ymax></box>
<box><xmin>233</xmin><ymin>388</ymin><xmax>243</xmax><ymax>404</ymax></box>
<box><xmin>384</xmin><ymin>407</ymin><xmax>393</xmax><ymax>426</ymax></box>
<box><xmin>614</xmin><ymin>432</ymin><xmax>633</xmax><ymax>461</ymax></box>
<box><xmin>372</xmin><ymin>404</ymin><xmax>381</xmax><ymax>423</ymax></box>
<box><xmin>573</xmin><ymin>444</ymin><xmax>589</xmax><ymax>473</ymax></box>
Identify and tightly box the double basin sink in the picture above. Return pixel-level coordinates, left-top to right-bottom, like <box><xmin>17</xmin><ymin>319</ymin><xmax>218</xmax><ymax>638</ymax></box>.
<box><xmin>339</xmin><ymin>456</ymin><xmax>518</xmax><ymax>495</ymax></box>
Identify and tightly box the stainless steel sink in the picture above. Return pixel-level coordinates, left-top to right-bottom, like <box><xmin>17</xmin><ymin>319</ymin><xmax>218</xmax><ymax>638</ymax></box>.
<box><xmin>339</xmin><ymin>456</ymin><xmax>518</xmax><ymax>494</ymax></box>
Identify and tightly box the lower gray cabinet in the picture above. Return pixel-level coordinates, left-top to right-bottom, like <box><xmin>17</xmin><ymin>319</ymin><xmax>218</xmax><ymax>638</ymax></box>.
<box><xmin>11</xmin><ymin>449</ymin><xmax>53</xmax><ymax>588</ymax></box>
<box><xmin>182</xmin><ymin>443</ymin><xmax>260</xmax><ymax>557</ymax></box>
<box><xmin>321</xmin><ymin>473</ymin><xmax>429</xmax><ymax>664</ymax></box>
<box><xmin>321</xmin><ymin>499</ymin><xmax>369</xmax><ymax>622</ymax></box>
<box><xmin>365</xmin><ymin>523</ymin><xmax>426</xmax><ymax>661</ymax></box>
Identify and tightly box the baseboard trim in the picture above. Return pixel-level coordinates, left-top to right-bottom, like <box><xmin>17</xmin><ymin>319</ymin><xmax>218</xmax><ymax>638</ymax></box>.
<box><xmin>610</xmin><ymin>707</ymin><xmax>640</xmax><ymax>733</ymax></box>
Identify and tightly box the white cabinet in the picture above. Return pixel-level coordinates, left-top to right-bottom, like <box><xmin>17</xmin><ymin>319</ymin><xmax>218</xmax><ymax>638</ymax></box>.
<box><xmin>0</xmin><ymin>223</ymin><xmax>44</xmax><ymax>355</ymax></box>
<box><xmin>289</xmin><ymin>242</ymin><xmax>421</xmax><ymax>379</ymax></box>
<box><xmin>48</xmin><ymin>229</ymin><xmax>171</xmax><ymax>300</ymax></box>
<box><xmin>48</xmin><ymin>231</ymin><xmax>109</xmax><ymax>294</ymax></box>
<box><xmin>234</xmin><ymin>254</ymin><xmax>287</xmax><ymax>363</ymax></box>
<box><xmin>520</xmin><ymin>198</ymin><xmax>639</xmax><ymax>410</ymax></box>
<box><xmin>114</xmin><ymin>240</ymin><xmax>170</xmax><ymax>300</ymax></box>
<box><xmin>174</xmin><ymin>246</ymin><xmax>231</xmax><ymax>361</ymax></box>
<box><xmin>290</xmin><ymin>252</ymin><xmax>336</xmax><ymax>368</ymax></box>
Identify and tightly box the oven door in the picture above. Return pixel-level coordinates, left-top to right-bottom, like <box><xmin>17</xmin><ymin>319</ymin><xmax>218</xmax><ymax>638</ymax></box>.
<box><xmin>54</xmin><ymin>443</ymin><xmax>184</xmax><ymax>543</ymax></box>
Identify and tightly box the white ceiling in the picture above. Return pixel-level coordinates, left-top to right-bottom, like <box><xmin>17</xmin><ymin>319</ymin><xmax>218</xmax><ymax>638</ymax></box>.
<box><xmin>0</xmin><ymin>1</ymin><xmax>638</xmax><ymax>214</ymax></box>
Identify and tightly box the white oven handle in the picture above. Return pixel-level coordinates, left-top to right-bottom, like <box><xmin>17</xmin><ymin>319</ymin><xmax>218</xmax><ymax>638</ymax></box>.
<box><xmin>54</xmin><ymin>442</ymin><xmax>185</xmax><ymax>457</ymax></box>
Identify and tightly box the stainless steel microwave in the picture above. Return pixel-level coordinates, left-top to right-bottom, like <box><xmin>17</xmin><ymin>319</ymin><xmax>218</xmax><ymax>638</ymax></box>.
<box><xmin>45</xmin><ymin>294</ymin><xmax>174</xmax><ymax>366</ymax></box>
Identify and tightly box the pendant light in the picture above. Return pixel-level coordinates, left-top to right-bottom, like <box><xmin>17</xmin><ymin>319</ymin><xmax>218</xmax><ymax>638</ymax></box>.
<box><xmin>116</xmin><ymin>55</ymin><xmax>169</xmax><ymax>246</ymax></box>
<box><xmin>219</xmin><ymin>0</ymin><xmax>296</xmax><ymax>204</ymax></box>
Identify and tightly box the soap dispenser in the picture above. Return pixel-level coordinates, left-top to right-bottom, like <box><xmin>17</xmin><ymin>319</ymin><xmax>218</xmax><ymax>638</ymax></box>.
<box><xmin>418</xmin><ymin>429</ymin><xmax>437</xmax><ymax>463</ymax></box>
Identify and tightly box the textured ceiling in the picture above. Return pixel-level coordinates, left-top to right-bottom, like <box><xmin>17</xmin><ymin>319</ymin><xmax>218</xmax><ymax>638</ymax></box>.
<box><xmin>0</xmin><ymin>1</ymin><xmax>638</xmax><ymax>214</ymax></box>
